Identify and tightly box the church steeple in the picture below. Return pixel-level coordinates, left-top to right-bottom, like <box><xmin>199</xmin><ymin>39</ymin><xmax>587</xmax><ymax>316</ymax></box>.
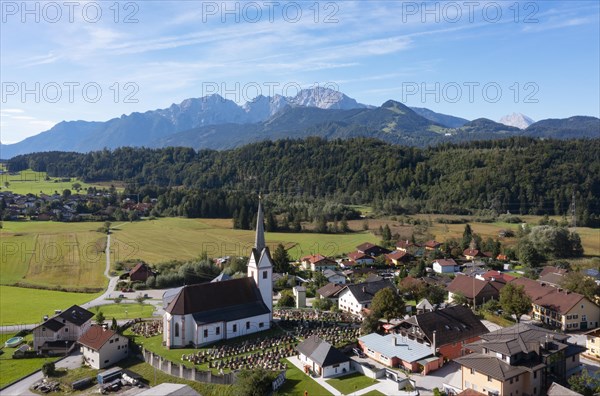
<box><xmin>255</xmin><ymin>196</ymin><xmax>266</xmax><ymax>252</ymax></box>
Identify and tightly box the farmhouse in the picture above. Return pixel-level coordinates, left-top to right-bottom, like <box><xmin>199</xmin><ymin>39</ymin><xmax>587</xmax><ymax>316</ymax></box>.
<box><xmin>356</xmin><ymin>242</ymin><xmax>390</xmax><ymax>257</ymax></box>
<box><xmin>446</xmin><ymin>276</ymin><xmax>503</xmax><ymax>307</ymax></box>
<box><xmin>300</xmin><ymin>254</ymin><xmax>338</xmax><ymax>272</ymax></box>
<box><xmin>346</xmin><ymin>251</ymin><xmax>375</xmax><ymax>265</ymax></box>
<box><xmin>79</xmin><ymin>325</ymin><xmax>129</xmax><ymax>369</ymax></box>
<box><xmin>463</xmin><ymin>249</ymin><xmax>484</xmax><ymax>260</ymax></box>
<box><xmin>129</xmin><ymin>262</ymin><xmax>155</xmax><ymax>282</ymax></box>
<box><xmin>163</xmin><ymin>202</ymin><xmax>273</xmax><ymax>348</ymax></box>
<box><xmin>316</xmin><ymin>283</ymin><xmax>344</xmax><ymax>300</ymax></box>
<box><xmin>395</xmin><ymin>305</ymin><xmax>489</xmax><ymax>360</ymax></box>
<box><xmin>33</xmin><ymin>305</ymin><xmax>94</xmax><ymax>353</ymax></box>
<box><xmin>296</xmin><ymin>335</ymin><xmax>350</xmax><ymax>378</ymax></box>
<box><xmin>385</xmin><ymin>250</ymin><xmax>411</xmax><ymax>266</ymax></box>
<box><xmin>337</xmin><ymin>279</ymin><xmax>396</xmax><ymax>315</ymax></box>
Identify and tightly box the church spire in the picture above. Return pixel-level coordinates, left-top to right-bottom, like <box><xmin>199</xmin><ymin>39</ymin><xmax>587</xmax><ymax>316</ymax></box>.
<box><xmin>255</xmin><ymin>196</ymin><xmax>266</xmax><ymax>251</ymax></box>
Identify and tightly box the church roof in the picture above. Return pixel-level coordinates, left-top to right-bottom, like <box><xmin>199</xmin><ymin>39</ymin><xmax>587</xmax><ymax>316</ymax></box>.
<box><xmin>166</xmin><ymin>277</ymin><xmax>269</xmax><ymax>316</ymax></box>
<box><xmin>255</xmin><ymin>200</ymin><xmax>266</xmax><ymax>252</ymax></box>
<box><xmin>250</xmin><ymin>247</ymin><xmax>273</xmax><ymax>269</ymax></box>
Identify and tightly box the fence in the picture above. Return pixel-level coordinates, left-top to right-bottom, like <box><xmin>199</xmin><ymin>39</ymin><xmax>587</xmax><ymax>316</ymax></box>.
<box><xmin>142</xmin><ymin>348</ymin><xmax>236</xmax><ymax>385</ymax></box>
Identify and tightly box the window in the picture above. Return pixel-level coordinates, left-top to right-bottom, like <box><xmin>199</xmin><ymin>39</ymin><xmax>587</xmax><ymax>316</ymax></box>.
<box><xmin>263</xmin><ymin>271</ymin><xmax>267</xmax><ymax>279</ymax></box>
<box><xmin>110</xmin><ymin>339</ymin><xmax>113</xmax><ymax>343</ymax></box>
<box><xmin>470</xmin><ymin>368</ymin><xmax>474</xmax><ymax>375</ymax></box>
<box><xmin>246</xmin><ymin>321</ymin><xmax>250</xmax><ymax>330</ymax></box>
<box><xmin>175</xmin><ymin>323</ymin><xmax>179</xmax><ymax>337</ymax></box>
<box><xmin>573</xmin><ymin>356</ymin><xmax>576</xmax><ymax>362</ymax></box>
<box><xmin>510</xmin><ymin>378</ymin><xmax>514</xmax><ymax>384</ymax></box>
<box><xmin>233</xmin><ymin>324</ymin><xmax>237</xmax><ymax>332</ymax></box>
<box><xmin>534</xmin><ymin>388</ymin><xmax>537</xmax><ymax>395</ymax></box>
<box><xmin>115</xmin><ymin>338</ymin><xmax>119</xmax><ymax>342</ymax></box>
<box><xmin>487</xmin><ymin>376</ymin><xmax>492</xmax><ymax>382</ymax></box>
<box><xmin>105</xmin><ymin>359</ymin><xmax>109</xmax><ymax>363</ymax></box>
<box><xmin>203</xmin><ymin>329</ymin><xmax>208</xmax><ymax>338</ymax></box>
<box><xmin>515</xmin><ymin>375</ymin><xmax>519</xmax><ymax>382</ymax></box>
<box><xmin>259</xmin><ymin>322</ymin><xmax>264</xmax><ymax>328</ymax></box>
<box><xmin>216</xmin><ymin>326</ymin><xmax>220</xmax><ymax>335</ymax></box>
<box><xmin>533</xmin><ymin>371</ymin><xmax>537</xmax><ymax>379</ymax></box>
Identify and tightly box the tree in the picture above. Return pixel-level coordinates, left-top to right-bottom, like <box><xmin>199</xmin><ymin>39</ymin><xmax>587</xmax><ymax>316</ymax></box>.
<box><xmin>561</xmin><ymin>271</ymin><xmax>600</xmax><ymax>301</ymax></box>
<box><xmin>361</xmin><ymin>312</ymin><xmax>380</xmax><ymax>334</ymax></box>
<box><xmin>451</xmin><ymin>291</ymin><xmax>468</xmax><ymax>306</ymax></box>
<box><xmin>382</xmin><ymin>224</ymin><xmax>392</xmax><ymax>242</ymax></box>
<box><xmin>95</xmin><ymin>310</ymin><xmax>105</xmax><ymax>324</ymax></box>
<box><xmin>499</xmin><ymin>283</ymin><xmax>532</xmax><ymax>323</ymax></box>
<box><xmin>370</xmin><ymin>288</ymin><xmax>404</xmax><ymax>322</ymax></box>
<box><xmin>341</xmin><ymin>216</ymin><xmax>350</xmax><ymax>233</ymax></box>
<box><xmin>517</xmin><ymin>239</ymin><xmax>544</xmax><ymax>267</ymax></box>
<box><xmin>72</xmin><ymin>182</ymin><xmax>82</xmax><ymax>191</ymax></box>
<box><xmin>312</xmin><ymin>271</ymin><xmax>328</xmax><ymax>288</ymax></box>
<box><xmin>425</xmin><ymin>285</ymin><xmax>447</xmax><ymax>305</ymax></box>
<box><xmin>481</xmin><ymin>299</ymin><xmax>501</xmax><ymax>314</ymax></box>
<box><xmin>233</xmin><ymin>368</ymin><xmax>276</xmax><ymax>396</ymax></box>
<box><xmin>62</xmin><ymin>189</ymin><xmax>71</xmax><ymax>198</ymax></box>
<box><xmin>272</xmin><ymin>243</ymin><xmax>290</xmax><ymax>273</ymax></box>
<box><xmin>312</xmin><ymin>298</ymin><xmax>333</xmax><ymax>311</ymax></box>
<box><xmin>568</xmin><ymin>368</ymin><xmax>600</xmax><ymax>396</ymax></box>
<box><xmin>111</xmin><ymin>317</ymin><xmax>118</xmax><ymax>331</ymax></box>
<box><xmin>462</xmin><ymin>224</ymin><xmax>473</xmax><ymax>250</ymax></box>
<box><xmin>277</xmin><ymin>290</ymin><xmax>295</xmax><ymax>308</ymax></box>
<box><xmin>135</xmin><ymin>294</ymin><xmax>145</xmax><ymax>304</ymax></box>
<box><xmin>3</xmin><ymin>181</ymin><xmax>9</xmax><ymax>189</ymax></box>
<box><xmin>42</xmin><ymin>362</ymin><xmax>56</xmax><ymax>377</ymax></box>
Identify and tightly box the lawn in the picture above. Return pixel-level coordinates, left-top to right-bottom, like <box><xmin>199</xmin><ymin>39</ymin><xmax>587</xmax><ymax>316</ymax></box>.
<box><xmin>325</xmin><ymin>372</ymin><xmax>378</xmax><ymax>394</ymax></box>
<box><xmin>277</xmin><ymin>360</ymin><xmax>332</xmax><ymax>396</ymax></box>
<box><xmin>0</xmin><ymin>169</ymin><xmax>110</xmax><ymax>196</ymax></box>
<box><xmin>482</xmin><ymin>311</ymin><xmax>515</xmax><ymax>328</ymax></box>
<box><xmin>0</xmin><ymin>333</ymin><xmax>59</xmax><ymax>388</ymax></box>
<box><xmin>0</xmin><ymin>286</ymin><xmax>101</xmax><ymax>326</ymax></box>
<box><xmin>1</xmin><ymin>221</ymin><xmax>108</xmax><ymax>291</ymax></box>
<box><xmin>92</xmin><ymin>303</ymin><xmax>155</xmax><ymax>320</ymax></box>
<box><xmin>109</xmin><ymin>217</ymin><xmax>378</xmax><ymax>266</ymax></box>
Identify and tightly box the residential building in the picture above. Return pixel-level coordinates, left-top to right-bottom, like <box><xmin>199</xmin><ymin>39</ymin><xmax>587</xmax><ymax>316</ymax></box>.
<box><xmin>79</xmin><ymin>325</ymin><xmax>129</xmax><ymax>369</ymax></box>
<box><xmin>337</xmin><ymin>279</ymin><xmax>396</xmax><ymax>315</ymax></box>
<box><xmin>163</xmin><ymin>202</ymin><xmax>272</xmax><ymax>348</ymax></box>
<box><xmin>296</xmin><ymin>336</ymin><xmax>350</xmax><ymax>378</ymax></box>
<box><xmin>446</xmin><ymin>275</ymin><xmax>503</xmax><ymax>307</ymax></box>
<box><xmin>322</xmin><ymin>269</ymin><xmax>346</xmax><ymax>284</ymax></box>
<box><xmin>395</xmin><ymin>305</ymin><xmax>489</xmax><ymax>360</ymax></box>
<box><xmin>316</xmin><ymin>283</ymin><xmax>344</xmax><ymax>300</ymax></box>
<box><xmin>547</xmin><ymin>382</ymin><xmax>582</xmax><ymax>396</ymax></box>
<box><xmin>424</xmin><ymin>240</ymin><xmax>442</xmax><ymax>251</ymax></box>
<box><xmin>358</xmin><ymin>333</ymin><xmax>443</xmax><ymax>374</ymax></box>
<box><xmin>463</xmin><ymin>249</ymin><xmax>484</xmax><ymax>260</ymax></box>
<box><xmin>346</xmin><ymin>251</ymin><xmax>375</xmax><ymax>265</ymax></box>
<box><xmin>386</xmin><ymin>250</ymin><xmax>411</xmax><ymax>266</ymax></box>
<box><xmin>476</xmin><ymin>270</ymin><xmax>515</xmax><ymax>285</ymax></box>
<box><xmin>511</xmin><ymin>277</ymin><xmax>600</xmax><ymax>331</ymax></box>
<box><xmin>300</xmin><ymin>254</ymin><xmax>338</xmax><ymax>272</ymax></box>
<box><xmin>129</xmin><ymin>263</ymin><xmax>155</xmax><ymax>282</ymax></box>
<box><xmin>433</xmin><ymin>258</ymin><xmax>459</xmax><ymax>274</ymax></box>
<box><xmin>454</xmin><ymin>324</ymin><xmax>585</xmax><ymax>396</ymax></box>
<box><xmin>33</xmin><ymin>305</ymin><xmax>94</xmax><ymax>353</ymax></box>
<box><xmin>396</xmin><ymin>240</ymin><xmax>419</xmax><ymax>254</ymax></box>
<box><xmin>356</xmin><ymin>242</ymin><xmax>391</xmax><ymax>257</ymax></box>
<box><xmin>584</xmin><ymin>328</ymin><xmax>600</xmax><ymax>360</ymax></box>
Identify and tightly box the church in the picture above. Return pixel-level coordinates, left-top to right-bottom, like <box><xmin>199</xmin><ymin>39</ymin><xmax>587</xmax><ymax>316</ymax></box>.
<box><xmin>163</xmin><ymin>201</ymin><xmax>273</xmax><ymax>348</ymax></box>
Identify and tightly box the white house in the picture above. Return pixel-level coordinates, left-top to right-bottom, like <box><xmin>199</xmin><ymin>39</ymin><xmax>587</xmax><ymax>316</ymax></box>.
<box><xmin>79</xmin><ymin>325</ymin><xmax>129</xmax><ymax>369</ymax></box>
<box><xmin>163</xmin><ymin>201</ymin><xmax>273</xmax><ymax>348</ymax></box>
<box><xmin>33</xmin><ymin>305</ymin><xmax>94</xmax><ymax>353</ymax></box>
<box><xmin>296</xmin><ymin>335</ymin><xmax>350</xmax><ymax>378</ymax></box>
<box><xmin>432</xmin><ymin>258</ymin><xmax>459</xmax><ymax>274</ymax></box>
<box><xmin>337</xmin><ymin>279</ymin><xmax>396</xmax><ymax>315</ymax></box>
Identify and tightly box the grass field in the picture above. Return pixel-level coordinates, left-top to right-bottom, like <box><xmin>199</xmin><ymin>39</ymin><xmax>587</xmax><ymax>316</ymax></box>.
<box><xmin>0</xmin><ymin>286</ymin><xmax>101</xmax><ymax>325</ymax></box>
<box><xmin>92</xmin><ymin>303</ymin><xmax>155</xmax><ymax>320</ymax></box>
<box><xmin>1</xmin><ymin>221</ymin><xmax>108</xmax><ymax>290</ymax></box>
<box><xmin>277</xmin><ymin>360</ymin><xmax>333</xmax><ymax>395</ymax></box>
<box><xmin>0</xmin><ymin>169</ymin><xmax>112</xmax><ymax>196</ymax></box>
<box><xmin>109</xmin><ymin>217</ymin><xmax>378</xmax><ymax>265</ymax></box>
<box><xmin>0</xmin><ymin>333</ymin><xmax>59</xmax><ymax>388</ymax></box>
<box><xmin>326</xmin><ymin>372</ymin><xmax>378</xmax><ymax>394</ymax></box>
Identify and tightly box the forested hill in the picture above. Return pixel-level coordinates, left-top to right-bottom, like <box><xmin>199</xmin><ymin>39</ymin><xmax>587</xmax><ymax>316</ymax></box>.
<box><xmin>7</xmin><ymin>137</ymin><xmax>600</xmax><ymax>225</ymax></box>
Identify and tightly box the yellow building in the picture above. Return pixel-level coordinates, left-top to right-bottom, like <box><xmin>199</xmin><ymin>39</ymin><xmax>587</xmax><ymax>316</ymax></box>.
<box><xmin>584</xmin><ymin>328</ymin><xmax>600</xmax><ymax>360</ymax></box>
<box><xmin>454</xmin><ymin>324</ymin><xmax>585</xmax><ymax>396</ymax></box>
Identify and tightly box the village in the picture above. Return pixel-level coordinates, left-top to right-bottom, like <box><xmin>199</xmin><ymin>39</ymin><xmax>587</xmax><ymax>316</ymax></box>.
<box><xmin>1</xmin><ymin>202</ymin><xmax>599</xmax><ymax>396</ymax></box>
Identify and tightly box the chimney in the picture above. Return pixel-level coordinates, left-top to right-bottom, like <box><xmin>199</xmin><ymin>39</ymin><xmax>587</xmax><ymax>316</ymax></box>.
<box><xmin>432</xmin><ymin>330</ymin><xmax>437</xmax><ymax>355</ymax></box>
<box><xmin>362</xmin><ymin>286</ymin><xmax>367</xmax><ymax>293</ymax></box>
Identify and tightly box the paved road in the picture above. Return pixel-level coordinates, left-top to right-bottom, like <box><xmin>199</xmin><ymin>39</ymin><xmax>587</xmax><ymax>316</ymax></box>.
<box><xmin>1</xmin><ymin>351</ymin><xmax>84</xmax><ymax>396</ymax></box>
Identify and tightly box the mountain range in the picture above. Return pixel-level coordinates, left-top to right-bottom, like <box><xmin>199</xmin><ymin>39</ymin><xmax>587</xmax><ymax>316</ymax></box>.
<box><xmin>1</xmin><ymin>87</ymin><xmax>598</xmax><ymax>158</ymax></box>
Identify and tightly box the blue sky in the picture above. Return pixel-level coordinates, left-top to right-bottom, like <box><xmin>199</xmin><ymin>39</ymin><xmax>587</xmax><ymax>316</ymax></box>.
<box><xmin>1</xmin><ymin>0</ymin><xmax>599</xmax><ymax>144</ymax></box>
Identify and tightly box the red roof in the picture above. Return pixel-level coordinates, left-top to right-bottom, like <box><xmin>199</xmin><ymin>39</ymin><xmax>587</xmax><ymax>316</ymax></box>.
<box><xmin>395</xmin><ymin>240</ymin><xmax>417</xmax><ymax>249</ymax></box>
<box><xmin>301</xmin><ymin>254</ymin><xmax>331</xmax><ymax>264</ymax></box>
<box><xmin>463</xmin><ymin>249</ymin><xmax>482</xmax><ymax>257</ymax></box>
<box><xmin>424</xmin><ymin>240</ymin><xmax>441</xmax><ymax>248</ymax></box>
<box><xmin>509</xmin><ymin>277</ymin><xmax>588</xmax><ymax>315</ymax></box>
<box><xmin>356</xmin><ymin>242</ymin><xmax>376</xmax><ymax>251</ymax></box>
<box><xmin>496</xmin><ymin>254</ymin><xmax>508</xmax><ymax>261</ymax></box>
<box><xmin>480</xmin><ymin>270</ymin><xmax>515</xmax><ymax>283</ymax></box>
<box><xmin>78</xmin><ymin>325</ymin><xmax>118</xmax><ymax>351</ymax></box>
<box><xmin>347</xmin><ymin>251</ymin><xmax>372</xmax><ymax>261</ymax></box>
<box><xmin>386</xmin><ymin>250</ymin><xmax>408</xmax><ymax>261</ymax></box>
<box><xmin>434</xmin><ymin>258</ymin><xmax>457</xmax><ymax>267</ymax></box>
<box><xmin>447</xmin><ymin>276</ymin><xmax>502</xmax><ymax>299</ymax></box>
<box><xmin>130</xmin><ymin>262</ymin><xmax>152</xmax><ymax>275</ymax></box>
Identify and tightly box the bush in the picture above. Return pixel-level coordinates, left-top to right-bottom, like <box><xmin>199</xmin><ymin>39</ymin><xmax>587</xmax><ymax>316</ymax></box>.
<box><xmin>42</xmin><ymin>361</ymin><xmax>56</xmax><ymax>377</ymax></box>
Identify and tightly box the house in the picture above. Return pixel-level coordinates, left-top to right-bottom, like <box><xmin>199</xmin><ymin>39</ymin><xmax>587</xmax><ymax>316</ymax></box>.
<box><xmin>475</xmin><ymin>270</ymin><xmax>515</xmax><ymax>284</ymax></box>
<box><xmin>347</xmin><ymin>251</ymin><xmax>375</xmax><ymax>265</ymax></box>
<box><xmin>358</xmin><ymin>333</ymin><xmax>443</xmax><ymax>374</ymax></box>
<box><xmin>395</xmin><ymin>305</ymin><xmax>489</xmax><ymax>360</ymax></box>
<box><xmin>583</xmin><ymin>328</ymin><xmax>600</xmax><ymax>360</ymax></box>
<box><xmin>79</xmin><ymin>325</ymin><xmax>129</xmax><ymax>369</ymax></box>
<box><xmin>356</xmin><ymin>242</ymin><xmax>391</xmax><ymax>257</ymax></box>
<box><xmin>316</xmin><ymin>283</ymin><xmax>344</xmax><ymax>300</ymax></box>
<box><xmin>322</xmin><ymin>269</ymin><xmax>346</xmax><ymax>284</ymax></box>
<box><xmin>300</xmin><ymin>254</ymin><xmax>338</xmax><ymax>272</ymax></box>
<box><xmin>446</xmin><ymin>276</ymin><xmax>503</xmax><ymax>307</ymax></box>
<box><xmin>424</xmin><ymin>240</ymin><xmax>442</xmax><ymax>251</ymax></box>
<box><xmin>129</xmin><ymin>263</ymin><xmax>155</xmax><ymax>282</ymax></box>
<box><xmin>337</xmin><ymin>279</ymin><xmax>396</xmax><ymax>315</ymax></box>
<box><xmin>432</xmin><ymin>258</ymin><xmax>459</xmax><ymax>274</ymax></box>
<box><xmin>385</xmin><ymin>250</ymin><xmax>411</xmax><ymax>266</ymax></box>
<box><xmin>454</xmin><ymin>324</ymin><xmax>585</xmax><ymax>396</ymax></box>
<box><xmin>539</xmin><ymin>265</ymin><xmax>569</xmax><ymax>278</ymax></box>
<box><xmin>416</xmin><ymin>299</ymin><xmax>435</xmax><ymax>314</ymax></box>
<box><xmin>163</xmin><ymin>202</ymin><xmax>272</xmax><ymax>348</ymax></box>
<box><xmin>463</xmin><ymin>249</ymin><xmax>484</xmax><ymax>260</ymax></box>
<box><xmin>547</xmin><ymin>383</ymin><xmax>583</xmax><ymax>396</ymax></box>
<box><xmin>538</xmin><ymin>270</ymin><xmax>565</xmax><ymax>287</ymax></box>
<box><xmin>33</xmin><ymin>305</ymin><xmax>94</xmax><ymax>353</ymax></box>
<box><xmin>296</xmin><ymin>336</ymin><xmax>350</xmax><ymax>378</ymax></box>
<box><xmin>396</xmin><ymin>240</ymin><xmax>419</xmax><ymax>254</ymax></box>
<box><xmin>511</xmin><ymin>277</ymin><xmax>600</xmax><ymax>331</ymax></box>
